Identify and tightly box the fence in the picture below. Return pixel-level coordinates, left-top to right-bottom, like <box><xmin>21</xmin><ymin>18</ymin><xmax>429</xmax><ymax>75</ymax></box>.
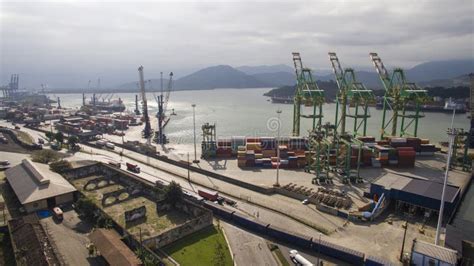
<box><xmin>203</xmin><ymin>200</ymin><xmax>389</xmax><ymax>266</ymax></box>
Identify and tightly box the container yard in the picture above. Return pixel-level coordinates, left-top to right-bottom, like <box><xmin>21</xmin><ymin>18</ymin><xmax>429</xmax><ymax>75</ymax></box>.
<box><xmin>2</xmin><ymin>1</ymin><xmax>474</xmax><ymax>265</ymax></box>
<box><xmin>1</xmin><ymin>53</ymin><xmax>473</xmax><ymax>266</ymax></box>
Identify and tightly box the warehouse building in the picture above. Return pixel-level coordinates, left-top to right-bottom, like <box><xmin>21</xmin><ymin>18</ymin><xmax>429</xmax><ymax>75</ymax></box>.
<box><xmin>5</xmin><ymin>159</ymin><xmax>77</xmax><ymax>213</ymax></box>
<box><xmin>370</xmin><ymin>174</ymin><xmax>461</xmax><ymax>218</ymax></box>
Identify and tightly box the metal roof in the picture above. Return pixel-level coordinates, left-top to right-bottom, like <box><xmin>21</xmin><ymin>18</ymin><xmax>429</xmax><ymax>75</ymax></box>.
<box><xmin>413</xmin><ymin>239</ymin><xmax>458</xmax><ymax>264</ymax></box>
<box><xmin>89</xmin><ymin>229</ymin><xmax>141</xmax><ymax>266</ymax></box>
<box><xmin>403</xmin><ymin>179</ymin><xmax>459</xmax><ymax>203</ymax></box>
<box><xmin>373</xmin><ymin>174</ymin><xmax>459</xmax><ymax>203</ymax></box>
<box><xmin>5</xmin><ymin>159</ymin><xmax>77</xmax><ymax>204</ymax></box>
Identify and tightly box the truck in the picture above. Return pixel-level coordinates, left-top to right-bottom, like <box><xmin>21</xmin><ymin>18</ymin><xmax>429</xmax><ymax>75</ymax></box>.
<box><xmin>289</xmin><ymin>250</ymin><xmax>314</xmax><ymax>266</ymax></box>
<box><xmin>126</xmin><ymin>162</ymin><xmax>140</xmax><ymax>173</ymax></box>
<box><xmin>198</xmin><ymin>189</ymin><xmax>219</xmax><ymax>202</ymax></box>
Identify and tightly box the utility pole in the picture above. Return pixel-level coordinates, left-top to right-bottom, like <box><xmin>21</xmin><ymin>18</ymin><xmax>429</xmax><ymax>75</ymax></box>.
<box><xmin>192</xmin><ymin>104</ymin><xmax>199</xmax><ymax>163</ymax></box>
<box><xmin>435</xmin><ymin>109</ymin><xmax>457</xmax><ymax>245</ymax></box>
<box><xmin>400</xmin><ymin>221</ymin><xmax>408</xmax><ymax>261</ymax></box>
<box><xmin>274</xmin><ymin>109</ymin><xmax>282</xmax><ymax>187</ymax></box>
<box><xmin>317</xmin><ymin>233</ymin><xmax>322</xmax><ymax>266</ymax></box>
<box><xmin>187</xmin><ymin>152</ymin><xmax>191</xmax><ymax>181</ymax></box>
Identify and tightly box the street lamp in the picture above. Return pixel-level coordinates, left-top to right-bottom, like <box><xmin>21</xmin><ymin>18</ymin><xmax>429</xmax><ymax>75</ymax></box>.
<box><xmin>317</xmin><ymin>233</ymin><xmax>322</xmax><ymax>266</ymax></box>
<box><xmin>435</xmin><ymin>109</ymin><xmax>457</xmax><ymax>245</ymax></box>
<box><xmin>274</xmin><ymin>109</ymin><xmax>282</xmax><ymax>187</ymax></box>
<box><xmin>192</xmin><ymin>104</ymin><xmax>200</xmax><ymax>163</ymax></box>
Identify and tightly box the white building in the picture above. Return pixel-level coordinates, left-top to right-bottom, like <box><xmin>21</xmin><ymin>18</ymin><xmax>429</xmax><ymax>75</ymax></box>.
<box><xmin>411</xmin><ymin>239</ymin><xmax>458</xmax><ymax>266</ymax></box>
<box><xmin>5</xmin><ymin>159</ymin><xmax>77</xmax><ymax>213</ymax></box>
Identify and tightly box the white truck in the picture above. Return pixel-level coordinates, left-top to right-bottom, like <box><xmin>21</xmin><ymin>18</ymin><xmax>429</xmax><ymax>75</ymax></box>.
<box><xmin>289</xmin><ymin>250</ymin><xmax>314</xmax><ymax>266</ymax></box>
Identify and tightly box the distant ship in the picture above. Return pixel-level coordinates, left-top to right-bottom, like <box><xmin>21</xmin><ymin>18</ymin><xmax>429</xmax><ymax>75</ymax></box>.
<box><xmin>269</xmin><ymin>96</ymin><xmax>293</xmax><ymax>104</ymax></box>
<box><xmin>84</xmin><ymin>98</ymin><xmax>126</xmax><ymax>112</ymax></box>
<box><xmin>375</xmin><ymin>98</ymin><xmax>466</xmax><ymax>114</ymax></box>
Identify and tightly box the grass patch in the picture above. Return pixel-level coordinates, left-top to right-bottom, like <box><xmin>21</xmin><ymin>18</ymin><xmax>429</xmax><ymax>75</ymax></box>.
<box><xmin>0</xmin><ymin>232</ymin><xmax>16</xmax><ymax>266</ymax></box>
<box><xmin>268</xmin><ymin>243</ymin><xmax>290</xmax><ymax>266</ymax></box>
<box><xmin>14</xmin><ymin>130</ymin><xmax>33</xmax><ymax>145</ymax></box>
<box><xmin>163</xmin><ymin>226</ymin><xmax>233</xmax><ymax>266</ymax></box>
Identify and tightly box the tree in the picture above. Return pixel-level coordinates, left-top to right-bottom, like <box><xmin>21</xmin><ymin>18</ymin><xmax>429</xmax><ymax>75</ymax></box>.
<box><xmin>31</xmin><ymin>149</ymin><xmax>61</xmax><ymax>164</ymax></box>
<box><xmin>163</xmin><ymin>181</ymin><xmax>183</xmax><ymax>206</ymax></box>
<box><xmin>45</xmin><ymin>131</ymin><xmax>54</xmax><ymax>142</ymax></box>
<box><xmin>49</xmin><ymin>160</ymin><xmax>72</xmax><ymax>173</ymax></box>
<box><xmin>54</xmin><ymin>132</ymin><xmax>64</xmax><ymax>144</ymax></box>
<box><xmin>76</xmin><ymin>197</ymin><xmax>96</xmax><ymax>222</ymax></box>
<box><xmin>68</xmin><ymin>135</ymin><xmax>79</xmax><ymax>149</ymax></box>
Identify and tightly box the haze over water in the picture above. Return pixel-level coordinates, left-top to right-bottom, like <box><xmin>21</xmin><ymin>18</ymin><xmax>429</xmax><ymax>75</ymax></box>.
<box><xmin>52</xmin><ymin>88</ymin><xmax>470</xmax><ymax>144</ymax></box>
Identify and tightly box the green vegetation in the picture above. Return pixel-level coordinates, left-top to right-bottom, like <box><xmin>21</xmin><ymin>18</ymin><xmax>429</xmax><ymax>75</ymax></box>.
<box><xmin>13</xmin><ymin>130</ymin><xmax>33</xmax><ymax>145</ymax></box>
<box><xmin>75</xmin><ymin>197</ymin><xmax>113</xmax><ymax>228</ymax></box>
<box><xmin>31</xmin><ymin>149</ymin><xmax>61</xmax><ymax>164</ymax></box>
<box><xmin>163</xmin><ymin>226</ymin><xmax>232</xmax><ymax>266</ymax></box>
<box><xmin>54</xmin><ymin>132</ymin><xmax>64</xmax><ymax>144</ymax></box>
<box><xmin>0</xmin><ymin>232</ymin><xmax>16</xmax><ymax>266</ymax></box>
<box><xmin>67</xmin><ymin>135</ymin><xmax>79</xmax><ymax>150</ymax></box>
<box><xmin>45</xmin><ymin>131</ymin><xmax>54</xmax><ymax>142</ymax></box>
<box><xmin>163</xmin><ymin>181</ymin><xmax>183</xmax><ymax>207</ymax></box>
<box><xmin>135</xmin><ymin>248</ymin><xmax>162</xmax><ymax>266</ymax></box>
<box><xmin>71</xmin><ymin>177</ymin><xmax>190</xmax><ymax>238</ymax></box>
<box><xmin>49</xmin><ymin>160</ymin><xmax>72</xmax><ymax>173</ymax></box>
<box><xmin>268</xmin><ymin>243</ymin><xmax>290</xmax><ymax>266</ymax></box>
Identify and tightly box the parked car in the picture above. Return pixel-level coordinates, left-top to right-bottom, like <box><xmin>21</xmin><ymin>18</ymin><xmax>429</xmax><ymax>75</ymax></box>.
<box><xmin>38</xmin><ymin>138</ymin><xmax>45</xmax><ymax>144</ymax></box>
<box><xmin>301</xmin><ymin>199</ymin><xmax>309</xmax><ymax>205</ymax></box>
<box><xmin>52</xmin><ymin>207</ymin><xmax>63</xmax><ymax>221</ymax></box>
<box><xmin>14</xmin><ymin>126</ymin><xmax>20</xmax><ymax>130</ymax></box>
<box><xmin>108</xmin><ymin>161</ymin><xmax>121</xmax><ymax>168</ymax></box>
<box><xmin>105</xmin><ymin>142</ymin><xmax>115</xmax><ymax>150</ymax></box>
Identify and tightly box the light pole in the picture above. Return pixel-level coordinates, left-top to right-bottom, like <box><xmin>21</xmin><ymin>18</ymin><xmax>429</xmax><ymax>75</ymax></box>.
<box><xmin>192</xmin><ymin>104</ymin><xmax>200</xmax><ymax>163</ymax></box>
<box><xmin>274</xmin><ymin>109</ymin><xmax>282</xmax><ymax>187</ymax></box>
<box><xmin>317</xmin><ymin>233</ymin><xmax>322</xmax><ymax>266</ymax></box>
<box><xmin>435</xmin><ymin>109</ymin><xmax>457</xmax><ymax>245</ymax></box>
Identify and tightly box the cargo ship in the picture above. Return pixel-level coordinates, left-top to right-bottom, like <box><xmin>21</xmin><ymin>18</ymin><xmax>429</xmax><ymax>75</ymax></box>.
<box><xmin>83</xmin><ymin>98</ymin><xmax>126</xmax><ymax>112</ymax></box>
<box><xmin>269</xmin><ymin>96</ymin><xmax>293</xmax><ymax>104</ymax></box>
<box><xmin>375</xmin><ymin>98</ymin><xmax>466</xmax><ymax>114</ymax></box>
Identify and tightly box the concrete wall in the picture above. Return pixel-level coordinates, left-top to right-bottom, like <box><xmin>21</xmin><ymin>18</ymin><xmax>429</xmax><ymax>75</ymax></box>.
<box><xmin>24</xmin><ymin>200</ymin><xmax>47</xmax><ymax>213</ymax></box>
<box><xmin>23</xmin><ymin>192</ymin><xmax>74</xmax><ymax>213</ymax></box>
<box><xmin>143</xmin><ymin>214</ymin><xmax>213</xmax><ymax>249</ymax></box>
<box><xmin>55</xmin><ymin>193</ymin><xmax>74</xmax><ymax>205</ymax></box>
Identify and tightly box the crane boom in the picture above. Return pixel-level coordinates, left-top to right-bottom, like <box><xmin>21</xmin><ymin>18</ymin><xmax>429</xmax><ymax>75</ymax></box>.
<box><xmin>369</xmin><ymin>53</ymin><xmax>428</xmax><ymax>138</ymax></box>
<box><xmin>292</xmin><ymin>52</ymin><xmax>325</xmax><ymax>136</ymax></box>
<box><xmin>138</xmin><ymin>66</ymin><xmax>152</xmax><ymax>138</ymax></box>
<box><xmin>329</xmin><ymin>52</ymin><xmax>374</xmax><ymax>136</ymax></box>
<box><xmin>163</xmin><ymin>72</ymin><xmax>173</xmax><ymax>115</ymax></box>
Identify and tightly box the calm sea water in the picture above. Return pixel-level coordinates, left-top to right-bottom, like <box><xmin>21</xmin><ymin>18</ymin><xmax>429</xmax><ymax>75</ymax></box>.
<box><xmin>51</xmin><ymin>88</ymin><xmax>470</xmax><ymax>144</ymax></box>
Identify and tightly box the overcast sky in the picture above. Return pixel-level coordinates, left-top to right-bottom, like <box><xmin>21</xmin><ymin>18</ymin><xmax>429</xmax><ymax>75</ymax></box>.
<box><xmin>1</xmin><ymin>0</ymin><xmax>473</xmax><ymax>88</ymax></box>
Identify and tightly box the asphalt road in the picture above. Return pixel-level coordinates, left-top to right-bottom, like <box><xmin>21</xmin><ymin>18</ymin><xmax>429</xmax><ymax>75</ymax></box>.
<box><xmin>221</xmin><ymin>221</ymin><xmax>277</xmax><ymax>266</ymax></box>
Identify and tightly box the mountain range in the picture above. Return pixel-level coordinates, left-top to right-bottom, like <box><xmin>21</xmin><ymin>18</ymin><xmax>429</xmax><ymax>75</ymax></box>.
<box><xmin>115</xmin><ymin>59</ymin><xmax>473</xmax><ymax>91</ymax></box>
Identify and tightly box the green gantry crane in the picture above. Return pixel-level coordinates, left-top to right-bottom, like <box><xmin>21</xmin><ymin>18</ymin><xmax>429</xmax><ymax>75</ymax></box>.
<box><xmin>307</xmin><ymin>126</ymin><xmax>332</xmax><ymax>185</ymax></box>
<box><xmin>370</xmin><ymin>53</ymin><xmax>428</xmax><ymax>139</ymax></box>
<box><xmin>201</xmin><ymin>123</ymin><xmax>217</xmax><ymax>159</ymax></box>
<box><xmin>329</xmin><ymin>52</ymin><xmax>374</xmax><ymax>136</ymax></box>
<box><xmin>334</xmin><ymin>134</ymin><xmax>364</xmax><ymax>184</ymax></box>
<box><xmin>292</xmin><ymin>52</ymin><xmax>325</xmax><ymax>136</ymax></box>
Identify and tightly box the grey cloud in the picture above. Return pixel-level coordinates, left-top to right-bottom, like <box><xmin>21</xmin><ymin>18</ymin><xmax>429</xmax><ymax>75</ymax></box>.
<box><xmin>0</xmin><ymin>0</ymin><xmax>472</xmax><ymax>88</ymax></box>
